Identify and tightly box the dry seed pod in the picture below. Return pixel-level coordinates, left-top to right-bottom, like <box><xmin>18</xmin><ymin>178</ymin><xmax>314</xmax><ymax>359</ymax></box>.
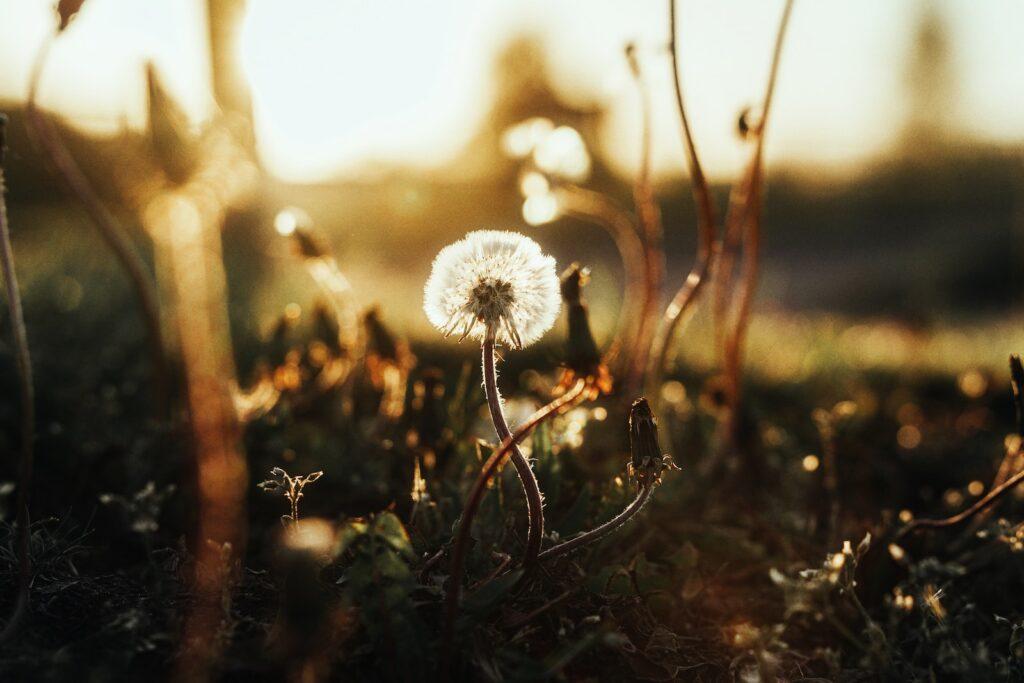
<box><xmin>628</xmin><ymin>398</ymin><xmax>678</xmax><ymax>488</ymax></box>
<box><xmin>558</xmin><ymin>263</ymin><xmax>611</xmax><ymax>398</ymax></box>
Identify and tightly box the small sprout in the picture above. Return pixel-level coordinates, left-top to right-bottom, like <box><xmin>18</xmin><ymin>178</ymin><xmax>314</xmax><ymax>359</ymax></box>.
<box><xmin>259</xmin><ymin>467</ymin><xmax>324</xmax><ymax>529</ymax></box>
<box><xmin>628</xmin><ymin>398</ymin><xmax>678</xmax><ymax>489</ymax></box>
<box><xmin>99</xmin><ymin>481</ymin><xmax>176</xmax><ymax>536</ymax></box>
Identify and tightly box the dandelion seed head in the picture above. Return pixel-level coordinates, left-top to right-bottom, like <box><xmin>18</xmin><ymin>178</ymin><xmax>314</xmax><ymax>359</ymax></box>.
<box><xmin>423</xmin><ymin>230</ymin><xmax>560</xmax><ymax>349</ymax></box>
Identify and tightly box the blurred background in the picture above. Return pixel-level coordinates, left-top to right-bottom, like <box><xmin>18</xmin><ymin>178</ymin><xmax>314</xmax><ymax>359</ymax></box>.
<box><xmin>0</xmin><ymin>0</ymin><xmax>1022</xmax><ymax>380</ymax></box>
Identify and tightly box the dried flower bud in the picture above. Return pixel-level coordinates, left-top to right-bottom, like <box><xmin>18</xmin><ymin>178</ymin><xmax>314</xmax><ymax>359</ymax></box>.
<box><xmin>362</xmin><ymin>307</ymin><xmax>414</xmax><ymax>419</ymax></box>
<box><xmin>624</xmin><ymin>42</ymin><xmax>640</xmax><ymax>77</ymax></box>
<box><xmin>1010</xmin><ymin>354</ymin><xmax>1024</xmax><ymax>437</ymax></box>
<box><xmin>737</xmin><ymin>106</ymin><xmax>762</xmax><ymax>140</ymax></box>
<box><xmin>557</xmin><ymin>264</ymin><xmax>611</xmax><ymax>397</ymax></box>
<box><xmin>311</xmin><ymin>300</ymin><xmax>343</xmax><ymax>354</ymax></box>
<box><xmin>628</xmin><ymin>398</ymin><xmax>678</xmax><ymax>487</ymax></box>
<box><xmin>57</xmin><ymin>0</ymin><xmax>87</xmax><ymax>32</ymax></box>
<box><xmin>364</xmin><ymin>307</ymin><xmax>399</xmax><ymax>362</ymax></box>
<box><xmin>629</xmin><ymin>398</ymin><xmax>660</xmax><ymax>470</ymax></box>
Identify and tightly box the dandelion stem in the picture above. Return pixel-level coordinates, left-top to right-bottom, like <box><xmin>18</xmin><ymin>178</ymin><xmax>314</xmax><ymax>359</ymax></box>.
<box><xmin>26</xmin><ymin>38</ymin><xmax>170</xmax><ymax>416</ymax></box>
<box><xmin>441</xmin><ymin>379</ymin><xmax>585</xmax><ymax>678</ymax></box>
<box><xmin>647</xmin><ymin>0</ymin><xmax>719</xmax><ymax>401</ymax></box>
<box><xmin>482</xmin><ymin>333</ymin><xmax>546</xmax><ymax>568</ymax></box>
<box><xmin>0</xmin><ymin>114</ymin><xmax>36</xmax><ymax>643</ymax></box>
<box><xmin>538</xmin><ymin>484</ymin><xmax>653</xmax><ymax>561</ymax></box>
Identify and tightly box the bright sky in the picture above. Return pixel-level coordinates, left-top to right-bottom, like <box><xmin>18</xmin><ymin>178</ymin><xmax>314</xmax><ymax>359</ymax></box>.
<box><xmin>0</xmin><ymin>0</ymin><xmax>1021</xmax><ymax>182</ymax></box>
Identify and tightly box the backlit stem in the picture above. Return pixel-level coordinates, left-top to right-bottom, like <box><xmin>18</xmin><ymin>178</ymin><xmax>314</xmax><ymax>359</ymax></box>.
<box><xmin>555</xmin><ymin>185</ymin><xmax>645</xmax><ymax>368</ymax></box>
<box><xmin>482</xmin><ymin>332</ymin><xmax>545</xmax><ymax>568</ymax></box>
<box><xmin>441</xmin><ymin>378</ymin><xmax>585</xmax><ymax>679</ymax></box>
<box><xmin>647</xmin><ymin>0</ymin><xmax>720</xmax><ymax>403</ymax></box>
<box><xmin>538</xmin><ymin>484</ymin><xmax>652</xmax><ymax>561</ymax></box>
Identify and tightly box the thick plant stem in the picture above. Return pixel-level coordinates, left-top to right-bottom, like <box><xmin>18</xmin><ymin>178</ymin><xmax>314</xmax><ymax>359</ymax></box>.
<box><xmin>647</xmin><ymin>0</ymin><xmax>719</xmax><ymax>402</ymax></box>
<box><xmin>0</xmin><ymin>115</ymin><xmax>35</xmax><ymax>642</ymax></box>
<box><xmin>441</xmin><ymin>380</ymin><xmax>585</xmax><ymax>679</ymax></box>
<box><xmin>26</xmin><ymin>40</ymin><xmax>170</xmax><ymax>416</ymax></box>
<box><xmin>482</xmin><ymin>334</ymin><xmax>545</xmax><ymax>568</ymax></box>
<box><xmin>538</xmin><ymin>485</ymin><xmax>653</xmax><ymax>561</ymax></box>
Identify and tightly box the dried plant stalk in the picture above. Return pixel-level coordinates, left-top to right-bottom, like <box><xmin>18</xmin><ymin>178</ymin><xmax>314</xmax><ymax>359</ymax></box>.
<box><xmin>554</xmin><ymin>184</ymin><xmax>646</xmax><ymax>366</ymax></box>
<box><xmin>624</xmin><ymin>45</ymin><xmax>665</xmax><ymax>399</ymax></box>
<box><xmin>718</xmin><ymin>0</ymin><xmax>795</xmax><ymax>444</ymax></box>
<box><xmin>647</xmin><ymin>0</ymin><xmax>720</xmax><ymax>401</ymax></box>
<box><xmin>0</xmin><ymin>115</ymin><xmax>35</xmax><ymax>642</ymax></box>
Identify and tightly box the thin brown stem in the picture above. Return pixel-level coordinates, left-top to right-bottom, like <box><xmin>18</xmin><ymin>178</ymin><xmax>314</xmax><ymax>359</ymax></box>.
<box><xmin>721</xmin><ymin>0</ymin><xmax>795</xmax><ymax>430</ymax></box>
<box><xmin>538</xmin><ymin>484</ymin><xmax>653</xmax><ymax>562</ymax></box>
<box><xmin>441</xmin><ymin>379</ymin><xmax>586</xmax><ymax>679</ymax></box>
<box><xmin>554</xmin><ymin>185</ymin><xmax>645</xmax><ymax>365</ymax></box>
<box><xmin>0</xmin><ymin>116</ymin><xmax>35</xmax><ymax>643</ymax></box>
<box><xmin>647</xmin><ymin>0</ymin><xmax>720</xmax><ymax>401</ymax></box>
<box><xmin>899</xmin><ymin>457</ymin><xmax>1024</xmax><ymax>539</ymax></box>
<box><xmin>482</xmin><ymin>334</ymin><xmax>546</xmax><ymax>569</ymax></box>
<box><xmin>26</xmin><ymin>38</ymin><xmax>170</xmax><ymax>416</ymax></box>
<box><xmin>625</xmin><ymin>47</ymin><xmax>665</xmax><ymax>399</ymax></box>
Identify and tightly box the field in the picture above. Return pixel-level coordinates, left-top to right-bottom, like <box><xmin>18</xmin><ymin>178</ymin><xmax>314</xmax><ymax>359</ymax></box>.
<box><xmin>2</xmin><ymin>1</ymin><xmax>1024</xmax><ymax>682</ymax></box>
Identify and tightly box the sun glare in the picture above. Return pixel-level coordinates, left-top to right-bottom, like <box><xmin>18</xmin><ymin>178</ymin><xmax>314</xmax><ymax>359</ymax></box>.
<box><xmin>238</xmin><ymin>0</ymin><xmax>498</xmax><ymax>182</ymax></box>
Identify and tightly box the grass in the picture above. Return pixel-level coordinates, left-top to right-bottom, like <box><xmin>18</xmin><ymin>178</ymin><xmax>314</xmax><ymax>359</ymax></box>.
<box><xmin>1</xmin><ymin>2</ymin><xmax>1023</xmax><ymax>676</ymax></box>
<box><xmin>1</xmin><ymin>236</ymin><xmax>1024</xmax><ymax>679</ymax></box>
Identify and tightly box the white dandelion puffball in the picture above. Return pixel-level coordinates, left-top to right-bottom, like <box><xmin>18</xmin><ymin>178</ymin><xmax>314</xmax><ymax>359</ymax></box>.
<box><xmin>424</xmin><ymin>230</ymin><xmax>561</xmax><ymax>349</ymax></box>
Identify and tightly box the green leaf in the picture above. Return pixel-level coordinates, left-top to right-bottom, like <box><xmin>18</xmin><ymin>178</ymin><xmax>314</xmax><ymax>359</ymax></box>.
<box><xmin>373</xmin><ymin>511</ymin><xmax>415</xmax><ymax>561</ymax></box>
